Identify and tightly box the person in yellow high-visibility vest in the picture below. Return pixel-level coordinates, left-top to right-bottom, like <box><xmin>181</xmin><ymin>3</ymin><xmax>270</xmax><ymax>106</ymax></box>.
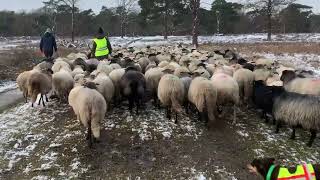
<box><xmin>90</xmin><ymin>27</ymin><xmax>112</xmax><ymax>60</ymax></box>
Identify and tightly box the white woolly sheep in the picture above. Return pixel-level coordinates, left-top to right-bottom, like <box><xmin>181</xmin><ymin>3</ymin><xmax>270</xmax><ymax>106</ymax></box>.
<box><xmin>158</xmin><ymin>61</ymin><xmax>169</xmax><ymax>68</ymax></box>
<box><xmin>52</xmin><ymin>69</ymin><xmax>75</xmax><ymax>101</ymax></box>
<box><xmin>27</xmin><ymin>69</ymin><xmax>53</xmax><ymax>107</ymax></box>
<box><xmin>68</xmin><ymin>83</ymin><xmax>107</xmax><ymax>147</ymax></box>
<box><xmin>97</xmin><ymin>62</ymin><xmax>113</xmax><ymax>75</ymax></box>
<box><xmin>158</xmin><ymin>74</ymin><xmax>185</xmax><ymax>123</ymax></box>
<box><xmin>52</xmin><ymin>60</ymin><xmax>71</xmax><ymax>73</ymax></box>
<box><xmin>254</xmin><ymin>68</ymin><xmax>271</xmax><ymax>82</ymax></box>
<box><xmin>138</xmin><ymin>57</ymin><xmax>150</xmax><ymax>73</ymax></box>
<box><xmin>188</xmin><ymin>77</ymin><xmax>217</xmax><ymax>126</ymax></box>
<box><xmin>174</xmin><ymin>66</ymin><xmax>190</xmax><ymax>78</ymax></box>
<box><xmin>93</xmin><ymin>72</ymin><xmax>115</xmax><ymax>107</ymax></box>
<box><xmin>233</xmin><ymin>68</ymin><xmax>255</xmax><ymax>103</ymax></box>
<box><xmin>17</xmin><ymin>69</ymin><xmax>38</xmax><ymax>103</ymax></box>
<box><xmin>109</xmin><ymin>68</ymin><xmax>125</xmax><ymax>103</ymax></box>
<box><xmin>71</xmin><ymin>65</ymin><xmax>84</xmax><ymax>77</ymax></box>
<box><xmin>211</xmin><ymin>73</ymin><xmax>239</xmax><ymax>124</ymax></box>
<box><xmin>145</xmin><ymin>67</ymin><xmax>164</xmax><ymax>106</ymax></box>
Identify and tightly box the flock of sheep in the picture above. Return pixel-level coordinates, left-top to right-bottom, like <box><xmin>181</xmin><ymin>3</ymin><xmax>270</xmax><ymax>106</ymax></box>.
<box><xmin>16</xmin><ymin>44</ymin><xmax>320</xmax><ymax>147</ymax></box>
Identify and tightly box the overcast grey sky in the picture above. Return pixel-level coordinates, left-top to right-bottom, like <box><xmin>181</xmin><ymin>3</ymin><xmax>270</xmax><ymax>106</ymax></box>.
<box><xmin>0</xmin><ymin>0</ymin><xmax>319</xmax><ymax>13</ymax></box>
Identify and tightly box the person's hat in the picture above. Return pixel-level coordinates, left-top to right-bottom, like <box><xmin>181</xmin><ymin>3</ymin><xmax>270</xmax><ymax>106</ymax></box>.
<box><xmin>45</xmin><ymin>28</ymin><xmax>51</xmax><ymax>33</ymax></box>
<box><xmin>98</xmin><ymin>27</ymin><xmax>104</xmax><ymax>35</ymax></box>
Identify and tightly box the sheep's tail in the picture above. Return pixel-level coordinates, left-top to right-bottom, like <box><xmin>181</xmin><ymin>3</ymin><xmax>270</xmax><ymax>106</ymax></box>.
<box><xmin>171</xmin><ymin>94</ymin><xmax>183</xmax><ymax>114</ymax></box>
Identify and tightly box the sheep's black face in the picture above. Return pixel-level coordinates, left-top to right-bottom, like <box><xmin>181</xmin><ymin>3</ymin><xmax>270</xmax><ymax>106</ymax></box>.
<box><xmin>280</xmin><ymin>70</ymin><xmax>296</xmax><ymax>83</ymax></box>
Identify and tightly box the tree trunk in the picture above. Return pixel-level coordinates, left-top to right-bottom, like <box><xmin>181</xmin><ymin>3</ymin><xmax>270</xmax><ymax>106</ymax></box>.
<box><xmin>164</xmin><ymin>0</ymin><xmax>168</xmax><ymax>40</ymax></box>
<box><xmin>71</xmin><ymin>1</ymin><xmax>75</xmax><ymax>42</ymax></box>
<box><xmin>121</xmin><ymin>21</ymin><xmax>124</xmax><ymax>38</ymax></box>
<box><xmin>192</xmin><ymin>0</ymin><xmax>200</xmax><ymax>48</ymax></box>
<box><xmin>267</xmin><ymin>0</ymin><xmax>272</xmax><ymax>41</ymax></box>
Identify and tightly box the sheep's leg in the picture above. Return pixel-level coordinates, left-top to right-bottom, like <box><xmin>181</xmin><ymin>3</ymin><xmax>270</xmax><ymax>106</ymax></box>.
<box><xmin>175</xmin><ymin>112</ymin><xmax>178</xmax><ymax>124</ymax></box>
<box><xmin>31</xmin><ymin>103</ymin><xmax>34</xmax><ymax>107</ymax></box>
<box><xmin>185</xmin><ymin>102</ymin><xmax>189</xmax><ymax>114</ymax></box>
<box><xmin>166</xmin><ymin>107</ymin><xmax>171</xmax><ymax>119</ymax></box>
<box><xmin>87</xmin><ymin>120</ymin><xmax>93</xmax><ymax>148</ymax></box>
<box><xmin>24</xmin><ymin>92</ymin><xmax>28</xmax><ymax>103</ymax></box>
<box><xmin>45</xmin><ymin>94</ymin><xmax>49</xmax><ymax>102</ymax></box>
<box><xmin>128</xmin><ymin>98</ymin><xmax>134</xmax><ymax>113</ymax></box>
<box><xmin>42</xmin><ymin>96</ymin><xmax>46</xmax><ymax>107</ymax></box>
<box><xmin>136</xmin><ymin>99</ymin><xmax>139</xmax><ymax>115</ymax></box>
<box><xmin>198</xmin><ymin>111</ymin><xmax>202</xmax><ymax>121</ymax></box>
<box><xmin>217</xmin><ymin>106</ymin><xmax>222</xmax><ymax>114</ymax></box>
<box><xmin>290</xmin><ymin>127</ymin><xmax>296</xmax><ymax>140</ymax></box>
<box><xmin>272</xmin><ymin>118</ymin><xmax>276</xmax><ymax>125</ymax></box>
<box><xmin>262</xmin><ymin>111</ymin><xmax>268</xmax><ymax>123</ymax></box>
<box><xmin>232</xmin><ymin>105</ymin><xmax>237</xmax><ymax>124</ymax></box>
<box><xmin>307</xmin><ymin>130</ymin><xmax>317</xmax><ymax>147</ymax></box>
<box><xmin>38</xmin><ymin>95</ymin><xmax>42</xmax><ymax>105</ymax></box>
<box><xmin>275</xmin><ymin>121</ymin><xmax>281</xmax><ymax>134</ymax></box>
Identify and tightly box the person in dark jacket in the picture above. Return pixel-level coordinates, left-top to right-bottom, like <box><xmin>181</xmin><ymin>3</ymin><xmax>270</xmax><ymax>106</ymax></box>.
<box><xmin>40</xmin><ymin>28</ymin><xmax>57</xmax><ymax>58</ymax></box>
<box><xmin>90</xmin><ymin>27</ymin><xmax>112</xmax><ymax>60</ymax></box>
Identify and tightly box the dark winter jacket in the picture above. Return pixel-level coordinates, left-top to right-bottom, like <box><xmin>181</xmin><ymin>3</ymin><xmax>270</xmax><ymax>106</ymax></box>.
<box><xmin>40</xmin><ymin>32</ymin><xmax>57</xmax><ymax>54</ymax></box>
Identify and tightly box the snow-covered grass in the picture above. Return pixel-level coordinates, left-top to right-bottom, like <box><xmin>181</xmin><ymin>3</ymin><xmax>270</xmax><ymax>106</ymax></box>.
<box><xmin>2</xmin><ymin>33</ymin><xmax>320</xmax><ymax>50</ymax></box>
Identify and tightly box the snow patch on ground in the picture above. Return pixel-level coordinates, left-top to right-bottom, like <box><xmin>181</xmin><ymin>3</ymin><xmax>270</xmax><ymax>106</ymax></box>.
<box><xmin>0</xmin><ymin>81</ymin><xmax>17</xmax><ymax>94</ymax></box>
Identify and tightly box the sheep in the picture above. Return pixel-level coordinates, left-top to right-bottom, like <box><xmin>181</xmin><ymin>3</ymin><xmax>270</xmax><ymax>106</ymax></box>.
<box><xmin>194</xmin><ymin>66</ymin><xmax>211</xmax><ymax>79</ymax></box>
<box><xmin>17</xmin><ymin>69</ymin><xmax>38</xmax><ymax>103</ymax></box>
<box><xmin>253</xmin><ymin>80</ymin><xmax>283</xmax><ymax>123</ymax></box>
<box><xmin>73</xmin><ymin>57</ymin><xmax>88</xmax><ymax>71</ymax></box>
<box><xmin>52</xmin><ymin>69</ymin><xmax>75</xmax><ymax>101</ymax></box>
<box><xmin>158</xmin><ymin>73</ymin><xmax>185</xmax><ymax>123</ymax></box>
<box><xmin>120</xmin><ymin>67</ymin><xmax>146</xmax><ymax>114</ymax></box>
<box><xmin>233</xmin><ymin>68</ymin><xmax>255</xmax><ymax>103</ymax></box>
<box><xmin>158</xmin><ymin>61</ymin><xmax>169</xmax><ymax>68</ymax></box>
<box><xmin>27</xmin><ymin>69</ymin><xmax>53</xmax><ymax>107</ymax></box>
<box><xmin>253</xmin><ymin>67</ymin><xmax>271</xmax><ymax>82</ymax></box>
<box><xmin>96</xmin><ymin>62</ymin><xmax>113</xmax><ymax>75</ymax></box>
<box><xmin>242</xmin><ymin>63</ymin><xmax>255</xmax><ymax>71</ymax></box>
<box><xmin>255</xmin><ymin>58</ymin><xmax>274</xmax><ymax>68</ymax></box>
<box><xmin>109</xmin><ymin>63</ymin><xmax>122</xmax><ymax>70</ymax></box>
<box><xmin>273</xmin><ymin>89</ymin><xmax>320</xmax><ymax>147</ymax></box>
<box><xmin>34</xmin><ymin>61</ymin><xmax>53</xmax><ymax>71</ymax></box>
<box><xmin>213</xmin><ymin>65</ymin><xmax>234</xmax><ymax>76</ymax></box>
<box><xmin>145</xmin><ymin>67</ymin><xmax>164</xmax><ymax>106</ymax></box>
<box><xmin>145</xmin><ymin>61</ymin><xmax>157</xmax><ymax>73</ymax></box>
<box><xmin>85</xmin><ymin>58</ymin><xmax>100</xmax><ymax>72</ymax></box>
<box><xmin>188</xmin><ymin>60</ymin><xmax>202</xmax><ymax>72</ymax></box>
<box><xmin>52</xmin><ymin>60</ymin><xmax>71</xmax><ymax>73</ymax></box>
<box><xmin>266</xmin><ymin>73</ymin><xmax>283</xmax><ymax>86</ymax></box>
<box><xmin>188</xmin><ymin>77</ymin><xmax>217</xmax><ymax>126</ymax></box>
<box><xmin>211</xmin><ymin>73</ymin><xmax>239</xmax><ymax>124</ymax></box>
<box><xmin>71</xmin><ymin>65</ymin><xmax>84</xmax><ymax>77</ymax></box>
<box><xmin>281</xmin><ymin>70</ymin><xmax>320</xmax><ymax>95</ymax></box>
<box><xmin>92</xmin><ymin>72</ymin><xmax>115</xmax><ymax>108</ymax></box>
<box><xmin>109</xmin><ymin>68</ymin><xmax>125</xmax><ymax>103</ymax></box>
<box><xmin>68</xmin><ymin>82</ymin><xmax>107</xmax><ymax>147</ymax></box>
<box><xmin>138</xmin><ymin>57</ymin><xmax>150</xmax><ymax>73</ymax></box>
<box><xmin>174</xmin><ymin>66</ymin><xmax>190</xmax><ymax>78</ymax></box>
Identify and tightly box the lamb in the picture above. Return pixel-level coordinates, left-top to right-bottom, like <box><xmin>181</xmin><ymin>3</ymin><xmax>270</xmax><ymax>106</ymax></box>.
<box><xmin>273</xmin><ymin>88</ymin><xmax>320</xmax><ymax>147</ymax></box>
<box><xmin>27</xmin><ymin>69</ymin><xmax>53</xmax><ymax>107</ymax></box>
<box><xmin>68</xmin><ymin>82</ymin><xmax>107</xmax><ymax>147</ymax></box>
<box><xmin>120</xmin><ymin>67</ymin><xmax>146</xmax><ymax>114</ymax></box>
<box><xmin>233</xmin><ymin>68</ymin><xmax>255</xmax><ymax>103</ymax></box>
<box><xmin>145</xmin><ymin>67</ymin><xmax>164</xmax><ymax>106</ymax></box>
<box><xmin>52</xmin><ymin>69</ymin><xmax>75</xmax><ymax>101</ymax></box>
<box><xmin>281</xmin><ymin>70</ymin><xmax>320</xmax><ymax>95</ymax></box>
<box><xmin>92</xmin><ymin>72</ymin><xmax>115</xmax><ymax>108</ymax></box>
<box><xmin>211</xmin><ymin>73</ymin><xmax>239</xmax><ymax>124</ymax></box>
<box><xmin>188</xmin><ymin>77</ymin><xmax>217</xmax><ymax>126</ymax></box>
<box><xmin>158</xmin><ymin>73</ymin><xmax>185</xmax><ymax>123</ymax></box>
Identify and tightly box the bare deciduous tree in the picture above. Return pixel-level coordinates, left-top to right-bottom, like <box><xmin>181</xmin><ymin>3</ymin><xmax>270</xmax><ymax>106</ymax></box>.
<box><xmin>116</xmin><ymin>0</ymin><xmax>138</xmax><ymax>38</ymax></box>
<box><xmin>189</xmin><ymin>0</ymin><xmax>201</xmax><ymax>48</ymax></box>
<box><xmin>248</xmin><ymin>0</ymin><xmax>295</xmax><ymax>41</ymax></box>
<box><xmin>44</xmin><ymin>0</ymin><xmax>79</xmax><ymax>42</ymax></box>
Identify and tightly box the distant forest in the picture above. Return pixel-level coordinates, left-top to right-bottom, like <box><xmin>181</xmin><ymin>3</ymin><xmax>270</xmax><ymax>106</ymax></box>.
<box><xmin>0</xmin><ymin>0</ymin><xmax>320</xmax><ymax>38</ymax></box>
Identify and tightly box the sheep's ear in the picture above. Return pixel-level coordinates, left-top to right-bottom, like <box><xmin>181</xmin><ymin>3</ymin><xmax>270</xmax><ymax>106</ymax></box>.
<box><xmin>188</xmin><ymin>72</ymin><xmax>193</xmax><ymax>75</ymax></box>
<box><xmin>95</xmin><ymin>83</ymin><xmax>100</xmax><ymax>86</ymax></box>
<box><xmin>201</xmin><ymin>72</ymin><xmax>205</xmax><ymax>75</ymax></box>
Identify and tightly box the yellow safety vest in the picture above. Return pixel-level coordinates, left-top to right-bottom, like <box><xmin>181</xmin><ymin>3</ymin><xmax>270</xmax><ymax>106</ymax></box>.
<box><xmin>94</xmin><ymin>37</ymin><xmax>109</xmax><ymax>57</ymax></box>
<box><xmin>277</xmin><ymin>164</ymin><xmax>316</xmax><ymax>180</ymax></box>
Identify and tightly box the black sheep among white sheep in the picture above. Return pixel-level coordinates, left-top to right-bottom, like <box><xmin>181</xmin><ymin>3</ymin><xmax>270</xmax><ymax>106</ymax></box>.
<box><xmin>120</xmin><ymin>66</ymin><xmax>146</xmax><ymax>114</ymax></box>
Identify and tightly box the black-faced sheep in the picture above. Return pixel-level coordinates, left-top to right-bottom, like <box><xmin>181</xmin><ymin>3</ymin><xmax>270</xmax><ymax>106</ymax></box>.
<box><xmin>273</xmin><ymin>89</ymin><xmax>320</xmax><ymax>147</ymax></box>
<box><xmin>120</xmin><ymin>67</ymin><xmax>146</xmax><ymax>114</ymax></box>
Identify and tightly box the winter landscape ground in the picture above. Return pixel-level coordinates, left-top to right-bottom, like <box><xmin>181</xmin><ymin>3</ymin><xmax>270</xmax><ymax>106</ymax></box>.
<box><xmin>0</xmin><ymin>34</ymin><xmax>320</xmax><ymax>179</ymax></box>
